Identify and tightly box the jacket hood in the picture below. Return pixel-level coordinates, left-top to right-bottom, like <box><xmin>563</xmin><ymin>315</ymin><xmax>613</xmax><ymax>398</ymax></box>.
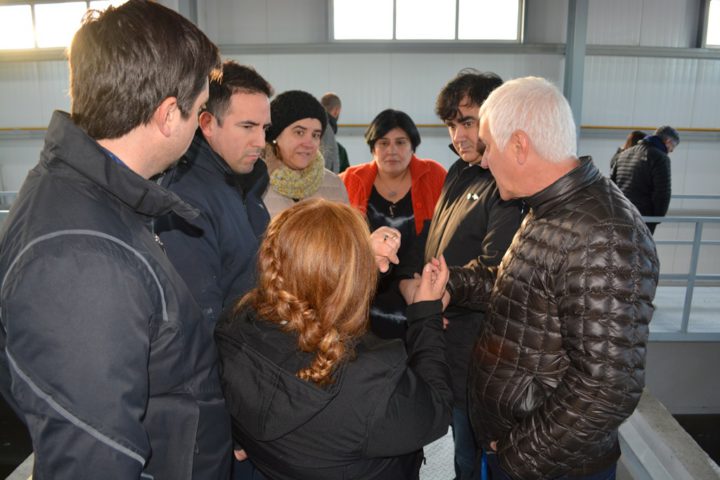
<box><xmin>216</xmin><ymin>307</ymin><xmax>342</xmax><ymax>441</ymax></box>
<box><xmin>640</xmin><ymin>135</ymin><xmax>668</xmax><ymax>154</ymax></box>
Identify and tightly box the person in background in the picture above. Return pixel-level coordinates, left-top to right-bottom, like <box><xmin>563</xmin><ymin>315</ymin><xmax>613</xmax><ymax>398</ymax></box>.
<box><xmin>446</xmin><ymin>77</ymin><xmax>659</xmax><ymax>480</ymax></box>
<box><xmin>609</xmin><ymin>130</ymin><xmax>646</xmax><ymax>175</ymax></box>
<box><xmin>155</xmin><ymin>61</ymin><xmax>274</xmax><ymax>479</ymax></box>
<box><xmin>321</xmin><ymin>92</ymin><xmax>350</xmax><ymax>173</ymax></box>
<box><xmin>611</xmin><ymin>125</ymin><xmax>678</xmax><ymax>234</ymax></box>
<box><xmin>400</xmin><ymin>69</ymin><xmax>522</xmax><ymax>480</ymax></box>
<box><xmin>341</xmin><ymin>109</ymin><xmax>446</xmax><ymax>339</ymax></box>
<box><xmin>621</xmin><ymin>130</ymin><xmax>647</xmax><ymax>152</ymax></box>
<box><xmin>262</xmin><ymin>90</ymin><xmax>348</xmax><ymax>217</ymax></box>
<box><xmin>216</xmin><ymin>199</ymin><xmax>453</xmax><ymax>480</ymax></box>
<box><xmin>0</xmin><ymin>1</ymin><xmax>231</xmax><ymax>478</ymax></box>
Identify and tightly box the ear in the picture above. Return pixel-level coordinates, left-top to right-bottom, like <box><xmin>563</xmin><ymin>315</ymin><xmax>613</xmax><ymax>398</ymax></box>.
<box><xmin>152</xmin><ymin>96</ymin><xmax>179</xmax><ymax>138</ymax></box>
<box><xmin>511</xmin><ymin>130</ymin><xmax>531</xmax><ymax>165</ymax></box>
<box><xmin>198</xmin><ymin>111</ymin><xmax>215</xmax><ymax>138</ymax></box>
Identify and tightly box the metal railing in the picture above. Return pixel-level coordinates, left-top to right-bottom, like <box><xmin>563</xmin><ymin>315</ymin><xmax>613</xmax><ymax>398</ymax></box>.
<box><xmin>642</xmin><ymin>194</ymin><xmax>720</xmax><ymax>340</ymax></box>
<box><xmin>645</xmin><ymin>214</ymin><xmax>720</xmax><ymax>340</ymax></box>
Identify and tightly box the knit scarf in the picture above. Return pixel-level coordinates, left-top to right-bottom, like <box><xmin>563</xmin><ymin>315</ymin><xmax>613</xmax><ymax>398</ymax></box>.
<box><xmin>264</xmin><ymin>145</ymin><xmax>325</xmax><ymax>200</ymax></box>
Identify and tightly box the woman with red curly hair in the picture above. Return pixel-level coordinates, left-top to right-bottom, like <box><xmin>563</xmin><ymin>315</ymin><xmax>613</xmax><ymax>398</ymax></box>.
<box><xmin>215</xmin><ymin>199</ymin><xmax>452</xmax><ymax>480</ymax></box>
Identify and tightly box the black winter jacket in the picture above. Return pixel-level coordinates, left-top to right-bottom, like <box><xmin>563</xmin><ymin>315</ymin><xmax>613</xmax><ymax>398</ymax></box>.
<box><xmin>0</xmin><ymin>112</ymin><xmax>232</xmax><ymax>479</ymax></box>
<box><xmin>610</xmin><ymin>136</ymin><xmax>672</xmax><ymax>219</ymax></box>
<box><xmin>156</xmin><ymin>130</ymin><xmax>270</xmax><ymax>335</ymax></box>
<box><xmin>422</xmin><ymin>158</ymin><xmax>522</xmax><ymax>409</ymax></box>
<box><xmin>448</xmin><ymin>158</ymin><xmax>659</xmax><ymax>479</ymax></box>
<box><xmin>215</xmin><ymin>301</ymin><xmax>453</xmax><ymax>480</ymax></box>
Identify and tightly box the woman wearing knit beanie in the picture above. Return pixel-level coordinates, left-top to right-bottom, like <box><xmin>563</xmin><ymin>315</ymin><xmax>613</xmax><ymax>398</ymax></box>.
<box><xmin>262</xmin><ymin>90</ymin><xmax>403</xmax><ymax>275</ymax></box>
<box><xmin>262</xmin><ymin>90</ymin><xmax>349</xmax><ymax>218</ymax></box>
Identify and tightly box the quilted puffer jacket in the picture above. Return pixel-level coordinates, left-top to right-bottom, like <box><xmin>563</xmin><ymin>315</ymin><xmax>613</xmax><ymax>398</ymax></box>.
<box><xmin>447</xmin><ymin>158</ymin><xmax>659</xmax><ymax>479</ymax></box>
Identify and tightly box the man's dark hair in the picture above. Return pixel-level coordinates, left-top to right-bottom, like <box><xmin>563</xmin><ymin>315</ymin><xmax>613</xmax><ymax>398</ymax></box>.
<box><xmin>205</xmin><ymin>61</ymin><xmax>275</xmax><ymax>125</ymax></box>
<box><xmin>365</xmin><ymin>109</ymin><xmax>421</xmax><ymax>152</ymax></box>
<box><xmin>655</xmin><ymin>125</ymin><xmax>680</xmax><ymax>146</ymax></box>
<box><xmin>435</xmin><ymin>68</ymin><xmax>503</xmax><ymax>122</ymax></box>
<box><xmin>69</xmin><ymin>0</ymin><xmax>221</xmax><ymax>139</ymax></box>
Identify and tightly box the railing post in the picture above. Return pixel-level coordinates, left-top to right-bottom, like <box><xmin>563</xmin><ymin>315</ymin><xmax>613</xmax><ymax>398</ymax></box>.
<box><xmin>680</xmin><ymin>221</ymin><xmax>704</xmax><ymax>333</ymax></box>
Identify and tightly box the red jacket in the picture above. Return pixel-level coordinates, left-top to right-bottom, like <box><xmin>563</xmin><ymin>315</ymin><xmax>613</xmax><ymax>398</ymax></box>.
<box><xmin>340</xmin><ymin>155</ymin><xmax>447</xmax><ymax>235</ymax></box>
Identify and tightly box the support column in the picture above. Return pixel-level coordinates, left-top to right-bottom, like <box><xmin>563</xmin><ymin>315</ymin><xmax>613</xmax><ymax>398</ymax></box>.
<box><xmin>563</xmin><ymin>0</ymin><xmax>589</xmax><ymax>136</ymax></box>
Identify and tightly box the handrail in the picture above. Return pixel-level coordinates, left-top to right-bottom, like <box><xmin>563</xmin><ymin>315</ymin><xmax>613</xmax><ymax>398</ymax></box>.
<box><xmin>644</xmin><ymin>215</ymin><xmax>720</xmax><ymax>340</ymax></box>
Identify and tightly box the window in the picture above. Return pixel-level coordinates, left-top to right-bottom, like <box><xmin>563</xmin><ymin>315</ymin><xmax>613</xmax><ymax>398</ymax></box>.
<box><xmin>706</xmin><ymin>0</ymin><xmax>720</xmax><ymax>47</ymax></box>
<box><xmin>0</xmin><ymin>1</ymin><xmax>126</xmax><ymax>50</ymax></box>
<box><xmin>332</xmin><ymin>0</ymin><xmax>522</xmax><ymax>41</ymax></box>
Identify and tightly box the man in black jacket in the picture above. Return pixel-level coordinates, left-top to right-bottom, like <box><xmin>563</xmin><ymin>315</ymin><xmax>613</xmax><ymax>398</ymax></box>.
<box><xmin>0</xmin><ymin>2</ymin><xmax>231</xmax><ymax>478</ymax></box>
<box><xmin>155</xmin><ymin>61</ymin><xmax>273</xmax><ymax>479</ymax></box>
<box><xmin>611</xmin><ymin>125</ymin><xmax>679</xmax><ymax>234</ymax></box>
<box><xmin>157</xmin><ymin>61</ymin><xmax>273</xmax><ymax>335</ymax></box>
<box><xmin>400</xmin><ymin>69</ymin><xmax>522</xmax><ymax>480</ymax></box>
<box><xmin>446</xmin><ymin>77</ymin><xmax>659</xmax><ymax>479</ymax></box>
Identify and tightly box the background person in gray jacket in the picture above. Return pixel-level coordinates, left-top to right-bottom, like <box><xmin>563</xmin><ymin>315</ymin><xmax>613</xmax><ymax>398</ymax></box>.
<box><xmin>446</xmin><ymin>77</ymin><xmax>659</xmax><ymax>479</ymax></box>
<box><xmin>0</xmin><ymin>1</ymin><xmax>230</xmax><ymax>478</ymax></box>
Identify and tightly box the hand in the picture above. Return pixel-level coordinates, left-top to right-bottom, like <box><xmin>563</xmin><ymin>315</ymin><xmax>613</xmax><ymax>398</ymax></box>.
<box><xmin>398</xmin><ymin>274</ymin><xmax>420</xmax><ymax>304</ymax></box>
<box><xmin>370</xmin><ymin>227</ymin><xmax>401</xmax><ymax>273</ymax></box>
<box><xmin>412</xmin><ymin>255</ymin><xmax>449</xmax><ymax>304</ymax></box>
<box><xmin>234</xmin><ymin>449</ymin><xmax>248</xmax><ymax>461</ymax></box>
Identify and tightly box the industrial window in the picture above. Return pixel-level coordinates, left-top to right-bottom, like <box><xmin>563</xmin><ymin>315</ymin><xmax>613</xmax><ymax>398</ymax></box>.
<box><xmin>706</xmin><ymin>0</ymin><xmax>720</xmax><ymax>47</ymax></box>
<box><xmin>332</xmin><ymin>0</ymin><xmax>522</xmax><ymax>41</ymax></box>
<box><xmin>0</xmin><ymin>1</ymin><xmax>126</xmax><ymax>50</ymax></box>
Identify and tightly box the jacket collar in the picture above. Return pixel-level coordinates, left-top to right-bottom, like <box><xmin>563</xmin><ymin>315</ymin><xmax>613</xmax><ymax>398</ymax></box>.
<box><xmin>184</xmin><ymin>130</ymin><xmax>269</xmax><ymax>198</ymax></box>
<box><xmin>524</xmin><ymin>156</ymin><xmax>600</xmax><ymax>217</ymax></box>
<box><xmin>641</xmin><ymin>135</ymin><xmax>668</xmax><ymax>154</ymax></box>
<box><xmin>45</xmin><ymin>111</ymin><xmax>199</xmax><ymax>221</ymax></box>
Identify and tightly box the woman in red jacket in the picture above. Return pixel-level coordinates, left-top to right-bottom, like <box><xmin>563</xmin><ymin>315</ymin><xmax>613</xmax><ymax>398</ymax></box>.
<box><xmin>341</xmin><ymin>109</ymin><xmax>446</xmax><ymax>339</ymax></box>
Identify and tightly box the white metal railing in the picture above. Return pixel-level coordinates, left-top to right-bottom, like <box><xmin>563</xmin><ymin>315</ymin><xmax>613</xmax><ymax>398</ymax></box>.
<box><xmin>644</xmin><ymin>212</ymin><xmax>720</xmax><ymax>341</ymax></box>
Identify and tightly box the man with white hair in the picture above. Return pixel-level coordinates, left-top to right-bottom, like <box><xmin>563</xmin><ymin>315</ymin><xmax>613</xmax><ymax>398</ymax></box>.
<box><xmin>446</xmin><ymin>77</ymin><xmax>659</xmax><ymax>479</ymax></box>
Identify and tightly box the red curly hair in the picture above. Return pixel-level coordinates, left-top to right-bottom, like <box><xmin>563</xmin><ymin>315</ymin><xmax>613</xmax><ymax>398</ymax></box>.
<box><xmin>238</xmin><ymin>199</ymin><xmax>377</xmax><ymax>385</ymax></box>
